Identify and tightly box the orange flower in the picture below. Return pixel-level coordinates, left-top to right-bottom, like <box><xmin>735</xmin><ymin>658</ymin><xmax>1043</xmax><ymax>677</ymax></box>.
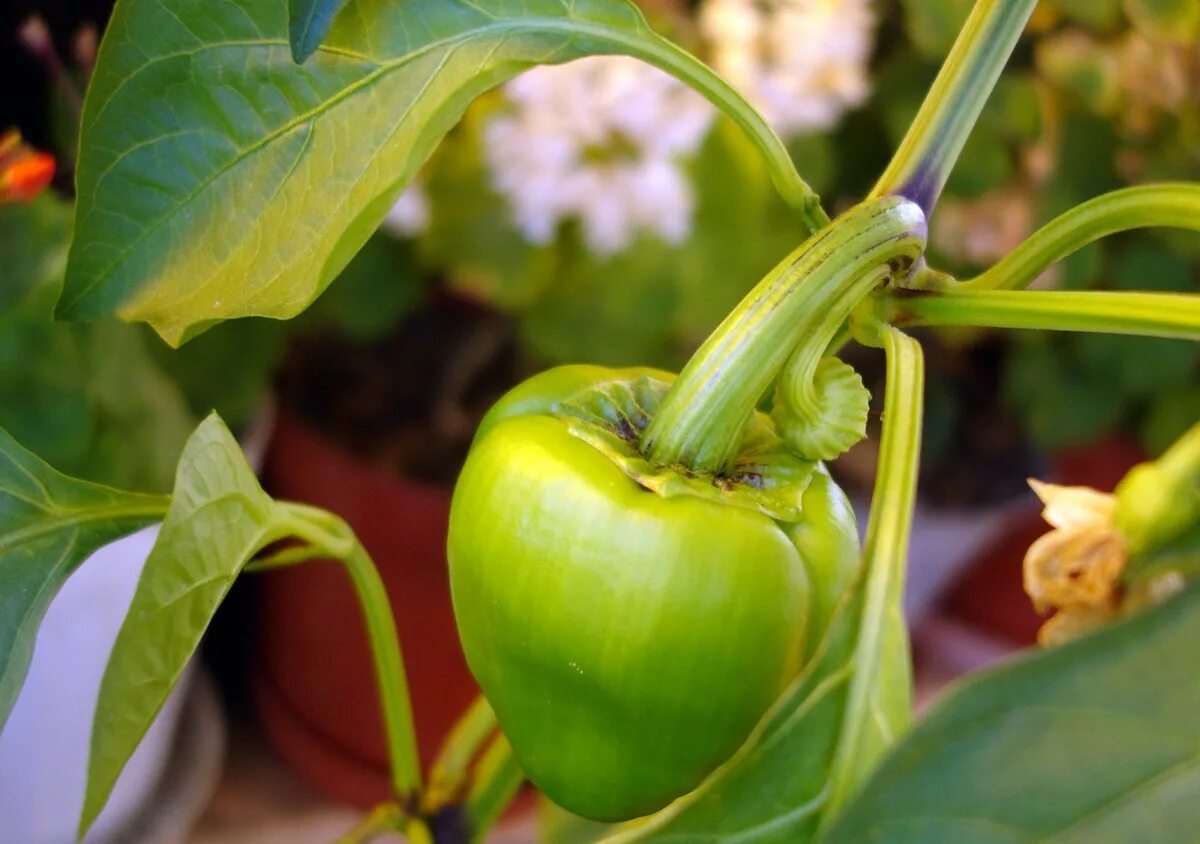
<box><xmin>0</xmin><ymin>130</ymin><xmax>56</xmax><ymax>203</ymax></box>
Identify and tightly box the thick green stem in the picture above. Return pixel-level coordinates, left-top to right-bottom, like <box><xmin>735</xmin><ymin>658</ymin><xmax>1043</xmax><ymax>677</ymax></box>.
<box><xmin>275</xmin><ymin>503</ymin><xmax>422</xmax><ymax>801</ymax></box>
<box><xmin>870</xmin><ymin>0</ymin><xmax>1037</xmax><ymax>213</ymax></box>
<box><xmin>642</xmin><ymin>197</ymin><xmax>926</xmax><ymax>473</ymax></box>
<box><xmin>890</xmin><ymin>289</ymin><xmax>1200</xmax><ymax>340</ymax></box>
<box><xmin>341</xmin><ymin>540</ymin><xmax>423</xmax><ymax>799</ymax></box>
<box><xmin>962</xmin><ymin>184</ymin><xmax>1200</xmax><ymax>291</ymax></box>
<box><xmin>820</xmin><ymin>324</ymin><xmax>923</xmax><ymax>827</ymax></box>
<box><xmin>778</xmin><ymin>266</ymin><xmax>887</xmax><ymax>426</ymax></box>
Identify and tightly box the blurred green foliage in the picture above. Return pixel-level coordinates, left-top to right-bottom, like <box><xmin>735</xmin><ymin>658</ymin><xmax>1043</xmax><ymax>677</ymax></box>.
<box><xmin>0</xmin><ymin>194</ymin><xmax>192</xmax><ymax>491</ymax></box>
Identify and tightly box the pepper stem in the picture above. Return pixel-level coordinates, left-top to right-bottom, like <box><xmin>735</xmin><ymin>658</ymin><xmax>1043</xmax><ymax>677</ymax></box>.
<box><xmin>641</xmin><ymin>197</ymin><xmax>927</xmax><ymax>473</ymax></box>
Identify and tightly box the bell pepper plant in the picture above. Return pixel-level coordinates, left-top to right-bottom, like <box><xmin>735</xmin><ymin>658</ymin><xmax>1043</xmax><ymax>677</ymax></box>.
<box><xmin>1</xmin><ymin>0</ymin><xmax>1198</xmax><ymax>842</ymax></box>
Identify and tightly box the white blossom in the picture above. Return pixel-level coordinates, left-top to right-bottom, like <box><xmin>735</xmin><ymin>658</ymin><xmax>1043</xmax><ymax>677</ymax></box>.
<box><xmin>700</xmin><ymin>0</ymin><xmax>875</xmax><ymax>137</ymax></box>
<box><xmin>484</xmin><ymin>56</ymin><xmax>716</xmax><ymax>255</ymax></box>
<box><xmin>381</xmin><ymin>183</ymin><xmax>430</xmax><ymax>237</ymax></box>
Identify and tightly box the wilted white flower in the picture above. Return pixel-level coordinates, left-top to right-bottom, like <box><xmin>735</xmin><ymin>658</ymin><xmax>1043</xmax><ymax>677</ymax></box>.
<box><xmin>700</xmin><ymin>0</ymin><xmax>875</xmax><ymax>138</ymax></box>
<box><xmin>1023</xmin><ymin>479</ymin><xmax>1183</xmax><ymax>646</ymax></box>
<box><xmin>484</xmin><ymin>56</ymin><xmax>716</xmax><ymax>255</ymax></box>
<box><xmin>381</xmin><ymin>183</ymin><xmax>430</xmax><ymax>237</ymax></box>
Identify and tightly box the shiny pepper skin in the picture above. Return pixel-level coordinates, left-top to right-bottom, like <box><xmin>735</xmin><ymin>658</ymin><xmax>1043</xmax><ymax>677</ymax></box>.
<box><xmin>448</xmin><ymin>366</ymin><xmax>860</xmax><ymax>822</ymax></box>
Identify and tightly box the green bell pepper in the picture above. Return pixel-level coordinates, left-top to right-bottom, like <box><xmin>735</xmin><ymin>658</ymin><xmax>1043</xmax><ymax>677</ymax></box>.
<box><xmin>449</xmin><ymin>365</ymin><xmax>860</xmax><ymax>822</ymax></box>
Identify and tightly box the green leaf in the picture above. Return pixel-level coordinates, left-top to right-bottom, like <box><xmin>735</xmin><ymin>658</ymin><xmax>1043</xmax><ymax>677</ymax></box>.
<box><xmin>0</xmin><ymin>428</ymin><xmax>167</xmax><ymax>733</ymax></box>
<box><xmin>822</xmin><ymin>581</ymin><xmax>1200</xmax><ymax>844</ymax></box>
<box><xmin>61</xmin><ymin>0</ymin><xmax>817</xmax><ymax>345</ymax></box>
<box><xmin>0</xmin><ymin>194</ymin><xmax>72</xmax><ymax>312</ymax></box>
<box><xmin>81</xmin><ymin>413</ymin><xmax>292</xmax><ymax>835</ymax></box>
<box><xmin>614</xmin><ymin>330</ymin><xmax>920</xmax><ymax>843</ymax></box>
<box><xmin>0</xmin><ymin>318</ymin><xmax>195</xmax><ymax>493</ymax></box>
<box><xmin>288</xmin><ymin>0</ymin><xmax>350</xmax><ymax>63</ymax></box>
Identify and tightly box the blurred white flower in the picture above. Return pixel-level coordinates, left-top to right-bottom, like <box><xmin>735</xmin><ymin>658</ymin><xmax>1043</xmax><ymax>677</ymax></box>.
<box><xmin>381</xmin><ymin>184</ymin><xmax>430</xmax><ymax>237</ymax></box>
<box><xmin>932</xmin><ymin>189</ymin><xmax>1034</xmax><ymax>268</ymax></box>
<box><xmin>484</xmin><ymin>56</ymin><xmax>716</xmax><ymax>255</ymax></box>
<box><xmin>700</xmin><ymin>0</ymin><xmax>875</xmax><ymax>137</ymax></box>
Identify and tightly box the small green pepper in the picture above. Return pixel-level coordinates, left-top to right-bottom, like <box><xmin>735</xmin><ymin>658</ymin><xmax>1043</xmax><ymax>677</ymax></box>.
<box><xmin>449</xmin><ymin>365</ymin><xmax>860</xmax><ymax>822</ymax></box>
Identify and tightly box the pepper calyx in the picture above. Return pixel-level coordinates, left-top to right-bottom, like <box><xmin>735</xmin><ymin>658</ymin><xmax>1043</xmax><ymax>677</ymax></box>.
<box><xmin>551</xmin><ymin>375</ymin><xmax>817</xmax><ymax>523</ymax></box>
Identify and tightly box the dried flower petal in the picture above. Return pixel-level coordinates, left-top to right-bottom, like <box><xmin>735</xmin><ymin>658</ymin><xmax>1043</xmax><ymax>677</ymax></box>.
<box><xmin>1024</xmin><ymin>525</ymin><xmax>1127</xmax><ymax>613</ymax></box>
<box><xmin>1028</xmin><ymin>478</ymin><xmax>1116</xmax><ymax>531</ymax></box>
<box><xmin>1037</xmin><ymin>602</ymin><xmax>1117</xmax><ymax>647</ymax></box>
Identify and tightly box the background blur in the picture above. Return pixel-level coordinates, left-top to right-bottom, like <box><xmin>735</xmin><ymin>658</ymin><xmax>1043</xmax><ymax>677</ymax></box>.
<box><xmin>1</xmin><ymin>0</ymin><xmax>1198</xmax><ymax>841</ymax></box>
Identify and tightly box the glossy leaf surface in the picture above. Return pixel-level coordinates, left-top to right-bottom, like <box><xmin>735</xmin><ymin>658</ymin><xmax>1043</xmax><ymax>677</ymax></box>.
<box><xmin>62</xmin><ymin>0</ymin><xmax>815</xmax><ymax>345</ymax></box>
<box><xmin>0</xmin><ymin>428</ymin><xmax>166</xmax><ymax>733</ymax></box>
<box><xmin>81</xmin><ymin>413</ymin><xmax>290</xmax><ymax>834</ymax></box>
<box><xmin>823</xmin><ymin>581</ymin><xmax>1200</xmax><ymax>844</ymax></box>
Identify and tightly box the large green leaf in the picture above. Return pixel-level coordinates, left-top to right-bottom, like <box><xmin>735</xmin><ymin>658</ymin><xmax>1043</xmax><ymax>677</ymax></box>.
<box><xmin>611</xmin><ymin>330</ymin><xmax>922</xmax><ymax>843</ymax></box>
<box><xmin>60</xmin><ymin>0</ymin><xmax>816</xmax><ymax>345</ymax></box>
<box><xmin>823</xmin><ymin>581</ymin><xmax>1200</xmax><ymax>844</ymax></box>
<box><xmin>80</xmin><ymin>413</ymin><xmax>293</xmax><ymax>834</ymax></box>
<box><xmin>0</xmin><ymin>428</ymin><xmax>167</xmax><ymax>733</ymax></box>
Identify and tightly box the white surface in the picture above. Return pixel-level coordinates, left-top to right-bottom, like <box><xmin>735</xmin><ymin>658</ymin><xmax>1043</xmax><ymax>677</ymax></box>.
<box><xmin>0</xmin><ymin>526</ymin><xmax>194</xmax><ymax>844</ymax></box>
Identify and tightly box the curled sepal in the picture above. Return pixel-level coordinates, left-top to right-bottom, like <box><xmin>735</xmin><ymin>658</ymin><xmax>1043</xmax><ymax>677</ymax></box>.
<box><xmin>553</xmin><ymin>376</ymin><xmax>817</xmax><ymax>523</ymax></box>
<box><xmin>772</xmin><ymin>356</ymin><xmax>870</xmax><ymax>461</ymax></box>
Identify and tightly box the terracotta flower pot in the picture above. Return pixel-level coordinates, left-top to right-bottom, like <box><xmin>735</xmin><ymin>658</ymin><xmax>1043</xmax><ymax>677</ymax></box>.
<box><xmin>254</xmin><ymin>407</ymin><xmax>478</xmax><ymax>807</ymax></box>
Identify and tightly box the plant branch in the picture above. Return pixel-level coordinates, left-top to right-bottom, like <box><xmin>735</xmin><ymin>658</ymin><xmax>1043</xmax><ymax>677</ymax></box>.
<box><xmin>870</xmin><ymin>0</ymin><xmax>1037</xmax><ymax>213</ymax></box>
<box><xmin>340</xmin><ymin>539</ymin><xmax>423</xmax><ymax>799</ymax></box>
<box><xmin>423</xmin><ymin>696</ymin><xmax>499</xmax><ymax>814</ymax></box>
<box><xmin>629</xmin><ymin>34</ymin><xmax>829</xmax><ymax>231</ymax></box>
<box><xmin>643</xmin><ymin>197</ymin><xmax>925</xmax><ymax>472</ymax></box>
<box><xmin>335</xmin><ymin>801</ymin><xmax>406</xmax><ymax>844</ymax></box>
<box><xmin>889</xmin><ymin>289</ymin><xmax>1200</xmax><ymax>340</ymax></box>
<box><xmin>820</xmin><ymin>323</ymin><xmax>923</xmax><ymax>826</ymax></box>
<box><xmin>465</xmin><ymin>734</ymin><xmax>524</xmax><ymax>843</ymax></box>
<box><xmin>277</xmin><ymin>505</ymin><xmax>423</xmax><ymax>801</ymax></box>
<box><xmin>961</xmin><ymin>184</ymin><xmax>1200</xmax><ymax>291</ymax></box>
